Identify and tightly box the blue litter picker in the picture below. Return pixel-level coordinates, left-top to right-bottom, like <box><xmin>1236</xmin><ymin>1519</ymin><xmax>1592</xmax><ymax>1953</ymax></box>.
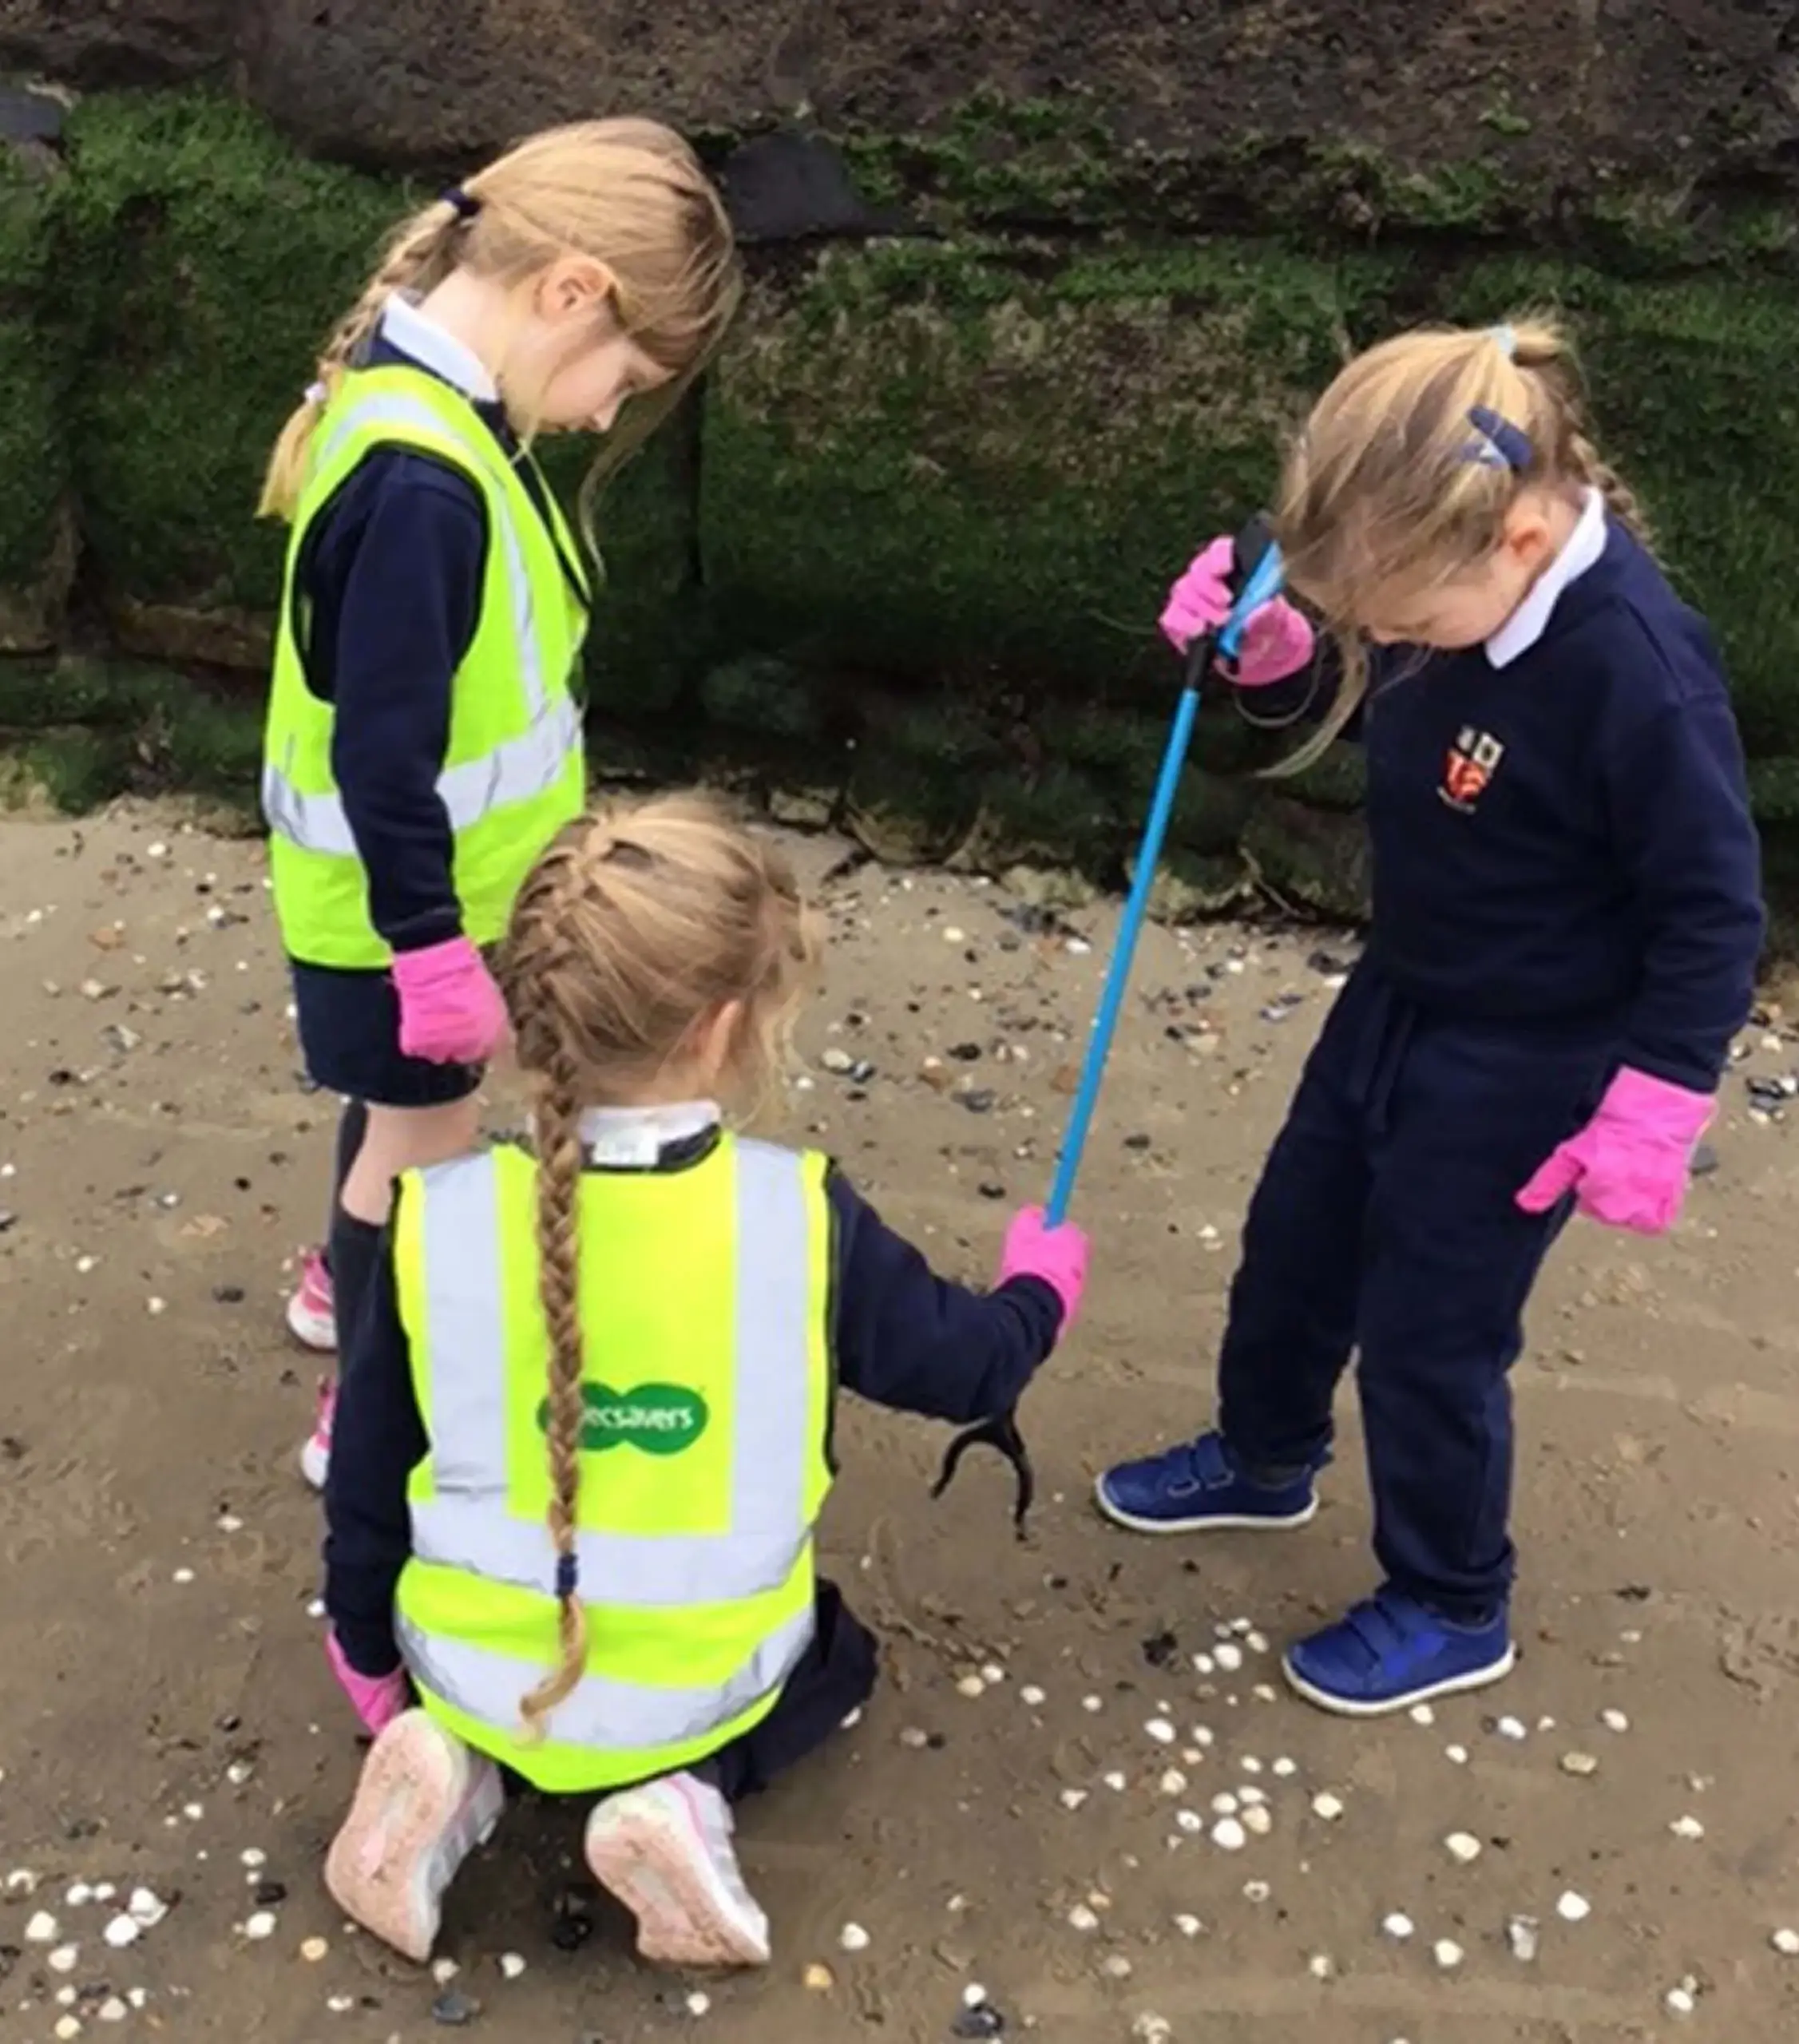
<box><xmin>931</xmin><ymin>516</ymin><xmax>1289</xmax><ymax>1535</ymax></box>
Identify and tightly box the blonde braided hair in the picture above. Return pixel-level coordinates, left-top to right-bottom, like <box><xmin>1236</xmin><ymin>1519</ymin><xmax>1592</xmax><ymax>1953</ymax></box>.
<box><xmin>493</xmin><ymin>794</ymin><xmax>818</xmax><ymax>1736</ymax></box>
<box><xmin>1272</xmin><ymin>312</ymin><xmax>1646</xmax><ymax>770</ymax></box>
<box><xmin>258</xmin><ymin>117</ymin><xmax>740</xmax><ymax>530</ymax></box>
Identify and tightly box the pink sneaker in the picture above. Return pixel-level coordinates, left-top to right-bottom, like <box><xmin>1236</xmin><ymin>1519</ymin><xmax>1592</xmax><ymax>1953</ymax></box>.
<box><xmin>299</xmin><ymin>1378</ymin><xmax>335</xmax><ymax>1492</ymax></box>
<box><xmin>287</xmin><ymin>1248</ymin><xmax>337</xmax><ymax>1353</ymax></box>
<box><xmin>324</xmin><ymin>1709</ymin><xmax>504</xmax><ymax>1963</ymax></box>
<box><xmin>584</xmin><ymin>1771</ymin><xmax>771</xmax><ymax>1967</ymax></box>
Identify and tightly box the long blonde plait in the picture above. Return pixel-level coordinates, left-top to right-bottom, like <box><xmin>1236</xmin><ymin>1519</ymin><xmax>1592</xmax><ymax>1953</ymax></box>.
<box><xmin>259</xmin><ymin>117</ymin><xmax>740</xmax><ymax>526</ymax></box>
<box><xmin>1271</xmin><ymin>312</ymin><xmax>1644</xmax><ymax>771</ymax></box>
<box><xmin>495</xmin><ymin>795</ymin><xmax>818</xmax><ymax>1736</ymax></box>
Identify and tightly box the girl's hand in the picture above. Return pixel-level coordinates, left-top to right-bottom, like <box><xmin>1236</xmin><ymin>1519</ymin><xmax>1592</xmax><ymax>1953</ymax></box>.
<box><xmin>1516</xmin><ymin>1068</ymin><xmax>1713</xmax><ymax>1235</ymax></box>
<box><xmin>997</xmin><ymin>1206</ymin><xmax>1090</xmax><ymax>1329</ymax></box>
<box><xmin>326</xmin><ymin>1630</ymin><xmax>410</xmax><ymax>1737</ymax></box>
<box><xmin>390</xmin><ymin>937</ymin><xmax>509</xmax><ymax>1065</ymax></box>
<box><xmin>1160</xmin><ymin>536</ymin><xmax>1315</xmax><ymax>687</ymax></box>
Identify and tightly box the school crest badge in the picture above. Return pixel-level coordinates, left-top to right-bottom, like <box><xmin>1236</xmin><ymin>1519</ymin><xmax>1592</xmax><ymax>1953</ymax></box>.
<box><xmin>1440</xmin><ymin>727</ymin><xmax>1504</xmax><ymax>813</ymax></box>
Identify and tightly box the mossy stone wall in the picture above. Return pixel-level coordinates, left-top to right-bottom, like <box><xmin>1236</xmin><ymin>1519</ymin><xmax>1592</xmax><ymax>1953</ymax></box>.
<box><xmin>1</xmin><ymin>81</ymin><xmax>1797</xmax><ymax>924</ymax></box>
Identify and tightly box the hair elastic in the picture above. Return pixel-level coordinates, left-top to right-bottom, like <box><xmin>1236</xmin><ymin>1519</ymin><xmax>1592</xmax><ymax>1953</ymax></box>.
<box><xmin>303</xmin><ymin>380</ymin><xmax>328</xmax><ymax>407</ymax></box>
<box><xmin>555</xmin><ymin>1551</ymin><xmax>579</xmax><ymax>1599</ymax></box>
<box><xmin>1463</xmin><ymin>403</ymin><xmax>1533</xmax><ymax>472</ymax></box>
<box><xmin>442</xmin><ymin>186</ymin><xmax>481</xmax><ymax>222</ymax></box>
<box><xmin>1490</xmin><ymin>323</ymin><xmax>1517</xmax><ymax>358</ymax></box>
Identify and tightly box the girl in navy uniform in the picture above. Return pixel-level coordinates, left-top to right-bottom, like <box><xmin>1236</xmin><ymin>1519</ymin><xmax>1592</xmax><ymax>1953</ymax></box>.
<box><xmin>1098</xmin><ymin>318</ymin><xmax>1763</xmax><ymax>1715</ymax></box>
<box><xmin>319</xmin><ymin>794</ymin><xmax>1089</xmax><ymax>1967</ymax></box>
<box><xmin>257</xmin><ymin>121</ymin><xmax>740</xmax><ymax>1487</ymax></box>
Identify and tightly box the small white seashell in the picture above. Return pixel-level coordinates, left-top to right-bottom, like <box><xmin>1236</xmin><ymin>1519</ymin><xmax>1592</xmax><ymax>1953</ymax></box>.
<box><xmin>1242</xmin><ymin>1803</ymin><xmax>1273</xmax><ymax>1837</ymax></box>
<box><xmin>25</xmin><ymin>1910</ymin><xmax>58</xmax><ymax>1943</ymax></box>
<box><xmin>963</xmin><ymin>1985</ymin><xmax>990</xmax><ymax>2010</ymax></box>
<box><xmin>1020</xmin><ymin>1685</ymin><xmax>1046</xmax><ymax>1708</ymax></box>
<box><xmin>1556</xmin><ymin>1891</ymin><xmax>1591</xmax><ymax>1923</ymax></box>
<box><xmin>128</xmin><ymin>1887</ymin><xmax>167</xmax><ymax>1927</ymax></box>
<box><xmin>97</xmin><ymin>1999</ymin><xmax>128</xmax><ymax>2025</ymax></box>
<box><xmin>1308</xmin><ymin>1953</ymin><xmax>1335</xmax><ymax>1980</ymax></box>
<box><xmin>240</xmin><ymin>1849</ymin><xmax>266</xmax><ymax>1869</ymax></box>
<box><xmin>1383</xmin><ymin>1912</ymin><xmax>1415</xmax><ymax>1940</ymax></box>
<box><xmin>1211</xmin><ymin>1817</ymin><xmax>1247</xmax><ymax>1852</ymax></box>
<box><xmin>1211</xmin><ymin>1792</ymin><xmax>1240</xmax><ymax>1816</ymax></box>
<box><xmin>1560</xmin><ymin>1751</ymin><xmax>1599</xmax><ymax>1777</ymax></box>
<box><xmin>65</xmin><ymin>1883</ymin><xmax>93</xmax><ymax>1907</ymax></box>
<box><xmin>1215</xmin><ymin>1643</ymin><xmax>1244</xmax><ymax>1672</ymax></box>
<box><xmin>432</xmin><ymin>1958</ymin><xmax>459</xmax><ymax>1983</ymax></box>
<box><xmin>1102</xmin><ymin>1954</ymin><xmax>1133</xmax><ymax>1979</ymax></box>
<box><xmin>1159</xmin><ymin>1769</ymin><xmax>1189</xmax><ymax>1796</ymax></box>
<box><xmin>1600</xmin><ymin>1708</ymin><xmax>1630</xmax><ymax>1733</ymax></box>
<box><xmin>1145</xmin><ymin>1717</ymin><xmax>1176</xmax><ymax>1744</ymax></box>
<box><xmin>1433</xmin><ymin>1939</ymin><xmax>1464</xmax><ymax>1971</ymax></box>
<box><xmin>979</xmin><ymin>1662</ymin><xmax>1006</xmax><ymax>1686</ymax></box>
<box><xmin>244</xmin><ymin>1912</ymin><xmax>277</xmax><ymax>1941</ymax></box>
<box><xmin>1246</xmin><ymin>1631</ymin><xmax>1270</xmax><ymax>1654</ymax></box>
<box><xmin>1773</xmin><ymin>1927</ymin><xmax>1799</xmax><ymax>1957</ymax></box>
<box><xmin>1670</xmin><ymin>1815</ymin><xmax>1705</xmax><ymax>1840</ymax></box>
<box><xmin>1103</xmin><ymin>1771</ymin><xmax>1128</xmax><ymax>1793</ymax></box>
<box><xmin>1271</xmin><ymin>1757</ymin><xmax>1297</xmax><ymax>1778</ymax></box>
<box><xmin>1508</xmin><ymin>1915</ymin><xmax>1540</xmax><ymax>1963</ymax></box>
<box><xmin>498</xmin><ymin>1951</ymin><xmax>527</xmax><ymax>1979</ymax></box>
<box><xmin>1311</xmin><ymin>1792</ymin><xmax>1345</xmax><ymax>1821</ymax></box>
<box><xmin>54</xmin><ymin>2019</ymin><xmax>82</xmax><ymax>2043</ymax></box>
<box><xmin>686</xmin><ymin>1990</ymin><xmax>711</xmax><ymax>2016</ymax></box>
<box><xmin>1058</xmin><ymin>1788</ymin><xmax>1088</xmax><ymax>1811</ymax></box>
<box><xmin>1191</xmin><ymin>1725</ymin><xmax>1216</xmax><ymax>1749</ymax></box>
<box><xmin>1495</xmin><ymin>1715</ymin><xmax>1527</xmax><ymax>1741</ymax></box>
<box><xmin>1238</xmin><ymin>1785</ymin><xmax>1266</xmax><ymax>1807</ymax></box>
<box><xmin>1444</xmin><ymin>1832</ymin><xmax>1482</xmax><ymax>1865</ymax></box>
<box><xmin>102</xmin><ymin>1915</ymin><xmax>141</xmax><ymax>1950</ymax></box>
<box><xmin>1082</xmin><ymin>1694</ymin><xmax>1104</xmax><ymax>1713</ymax></box>
<box><xmin>302</xmin><ymin>1936</ymin><xmax>330</xmax><ymax>1963</ymax></box>
<box><xmin>1068</xmin><ymin>1904</ymin><xmax>1100</xmax><ymax>1932</ymax></box>
<box><xmin>49</xmin><ymin>1944</ymin><xmax>79</xmax><ymax>1973</ymax></box>
<box><xmin>1131</xmin><ymin>2014</ymin><xmax>1170</xmax><ymax>2043</ymax></box>
<box><xmin>956</xmin><ymin>1675</ymin><xmax>987</xmax><ymax>1699</ymax></box>
<box><xmin>1175</xmin><ymin>1808</ymin><xmax>1204</xmax><ymax>1834</ymax></box>
<box><xmin>1238</xmin><ymin>1755</ymin><xmax>1264</xmax><ymax>1776</ymax></box>
<box><xmin>1174</xmin><ymin>1913</ymin><xmax>1203</xmax><ymax>1938</ymax></box>
<box><xmin>1409</xmin><ymin>1703</ymin><xmax>1436</xmax><ymax>1726</ymax></box>
<box><xmin>838</xmin><ymin>1923</ymin><xmax>870</xmax><ymax>1953</ymax></box>
<box><xmin>1445</xmin><ymin>1744</ymin><xmax>1470</xmax><ymax>1765</ymax></box>
<box><xmin>1666</xmin><ymin>1987</ymin><xmax>1696</xmax><ymax>2017</ymax></box>
<box><xmin>1242</xmin><ymin>1880</ymin><xmax>1270</xmax><ymax>1903</ymax></box>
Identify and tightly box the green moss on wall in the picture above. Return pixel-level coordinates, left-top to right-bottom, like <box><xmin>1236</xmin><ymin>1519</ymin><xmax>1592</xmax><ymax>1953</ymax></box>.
<box><xmin>703</xmin><ymin>236</ymin><xmax>1342</xmax><ymax>693</ymax></box>
<box><xmin>53</xmin><ymin>93</ymin><xmax>400</xmax><ymax>624</ymax></box>
<box><xmin>0</xmin><ymin>151</ymin><xmax>69</xmax><ymax>643</ymax></box>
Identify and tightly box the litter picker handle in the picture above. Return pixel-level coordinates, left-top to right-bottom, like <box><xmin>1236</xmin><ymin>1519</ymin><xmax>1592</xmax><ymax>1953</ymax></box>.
<box><xmin>1042</xmin><ymin>518</ymin><xmax>1285</xmax><ymax>1230</ymax></box>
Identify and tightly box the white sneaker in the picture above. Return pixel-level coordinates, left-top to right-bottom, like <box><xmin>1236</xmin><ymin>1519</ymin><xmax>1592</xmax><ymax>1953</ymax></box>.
<box><xmin>324</xmin><ymin>1709</ymin><xmax>504</xmax><ymax>1963</ymax></box>
<box><xmin>584</xmin><ymin>1772</ymin><xmax>771</xmax><ymax>1967</ymax></box>
<box><xmin>298</xmin><ymin>1377</ymin><xmax>335</xmax><ymax>1492</ymax></box>
<box><xmin>287</xmin><ymin>1248</ymin><xmax>338</xmax><ymax>1353</ymax></box>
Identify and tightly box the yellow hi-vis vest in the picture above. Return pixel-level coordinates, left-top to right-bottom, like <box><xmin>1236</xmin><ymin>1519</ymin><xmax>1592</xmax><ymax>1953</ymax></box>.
<box><xmin>390</xmin><ymin>1135</ymin><xmax>836</xmax><ymax>1794</ymax></box>
<box><xmin>261</xmin><ymin>364</ymin><xmax>590</xmax><ymax>969</ymax></box>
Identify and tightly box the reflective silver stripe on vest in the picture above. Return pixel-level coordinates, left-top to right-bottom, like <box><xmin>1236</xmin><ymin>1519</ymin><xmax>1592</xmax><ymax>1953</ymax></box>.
<box><xmin>408</xmin><ymin>1142</ymin><xmax>816</xmax><ymax>1610</ymax></box>
<box><xmin>398</xmin><ymin>1600</ymin><xmax>814</xmax><ymax>1749</ymax></box>
<box><xmin>264</xmin><ymin>691</ymin><xmax>580</xmax><ymax>858</ymax></box>
<box><xmin>266</xmin><ymin>391</ymin><xmax>567</xmax><ymax>856</ymax></box>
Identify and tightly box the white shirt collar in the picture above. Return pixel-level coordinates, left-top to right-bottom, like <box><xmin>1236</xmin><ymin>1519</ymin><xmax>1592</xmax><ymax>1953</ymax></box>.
<box><xmin>577</xmin><ymin>1101</ymin><xmax>721</xmax><ymax>1167</ymax></box>
<box><xmin>378</xmin><ymin>294</ymin><xmax>499</xmax><ymax>404</ymax></box>
<box><xmin>1485</xmin><ymin>487</ymin><xmax>1607</xmax><ymax>668</ymax></box>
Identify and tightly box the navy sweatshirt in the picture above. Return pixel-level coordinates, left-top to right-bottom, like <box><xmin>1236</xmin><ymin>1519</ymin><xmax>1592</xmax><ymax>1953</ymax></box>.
<box><xmin>324</xmin><ymin>1148</ymin><xmax>1065</xmax><ymax>1678</ymax></box>
<box><xmin>291</xmin><ymin>327</ymin><xmax>577</xmax><ymax>955</ymax></box>
<box><xmin>1250</xmin><ymin>517</ymin><xmax>1762</xmax><ymax>1091</ymax></box>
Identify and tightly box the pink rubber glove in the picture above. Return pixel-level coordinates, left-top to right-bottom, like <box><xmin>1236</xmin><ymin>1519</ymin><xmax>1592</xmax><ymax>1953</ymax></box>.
<box><xmin>326</xmin><ymin>1629</ymin><xmax>410</xmax><ymax>1737</ymax></box>
<box><xmin>1516</xmin><ymin>1068</ymin><xmax>1714</xmax><ymax>1236</ymax></box>
<box><xmin>1159</xmin><ymin>536</ymin><xmax>1315</xmax><ymax>686</ymax></box>
<box><xmin>390</xmin><ymin>936</ymin><xmax>509</xmax><ymax>1065</ymax></box>
<box><xmin>998</xmin><ymin>1206</ymin><xmax>1091</xmax><ymax>1329</ymax></box>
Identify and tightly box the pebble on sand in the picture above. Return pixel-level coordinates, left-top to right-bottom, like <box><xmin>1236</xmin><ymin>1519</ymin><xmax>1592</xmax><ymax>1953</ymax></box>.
<box><xmin>1666</xmin><ymin>1987</ymin><xmax>1697</xmax><ymax>2017</ymax></box>
<box><xmin>1444</xmin><ymin>1832</ymin><xmax>1482</xmax><ymax>1865</ymax></box>
<box><xmin>1433</xmin><ymin>1939</ymin><xmax>1464</xmax><ymax>1971</ymax></box>
<box><xmin>1382</xmin><ymin>1913</ymin><xmax>1415</xmax><ymax>1941</ymax></box>
<box><xmin>244</xmin><ymin>1911</ymin><xmax>277</xmax><ymax>1941</ymax></box>
<box><xmin>1772</xmin><ymin>1928</ymin><xmax>1799</xmax><ymax>1957</ymax></box>
<box><xmin>838</xmin><ymin>1923</ymin><xmax>870</xmax><ymax>1953</ymax></box>
<box><xmin>1600</xmin><ymin>1709</ymin><xmax>1630</xmax><ymax>1733</ymax></box>
<box><xmin>1556</xmin><ymin>1891</ymin><xmax>1592</xmax><ymax>1923</ymax></box>
<box><xmin>498</xmin><ymin>1953</ymin><xmax>526</xmax><ymax>1979</ymax></box>
<box><xmin>1311</xmin><ymin>1792</ymin><xmax>1345</xmax><ymax>1821</ymax></box>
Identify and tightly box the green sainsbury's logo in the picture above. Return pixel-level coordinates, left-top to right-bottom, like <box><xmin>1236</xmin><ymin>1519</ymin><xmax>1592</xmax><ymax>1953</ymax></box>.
<box><xmin>537</xmin><ymin>1383</ymin><xmax>711</xmax><ymax>1456</ymax></box>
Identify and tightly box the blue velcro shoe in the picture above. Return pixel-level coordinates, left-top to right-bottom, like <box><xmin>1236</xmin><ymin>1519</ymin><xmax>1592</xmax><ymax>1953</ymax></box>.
<box><xmin>1095</xmin><ymin>1431</ymin><xmax>1322</xmax><ymax>1535</ymax></box>
<box><xmin>1283</xmin><ymin>1590</ymin><xmax>1516</xmax><ymax>1717</ymax></box>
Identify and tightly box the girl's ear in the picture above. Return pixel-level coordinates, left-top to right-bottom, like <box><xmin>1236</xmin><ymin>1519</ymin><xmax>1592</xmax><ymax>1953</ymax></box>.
<box><xmin>695</xmin><ymin>1000</ymin><xmax>747</xmax><ymax>1085</ymax></box>
<box><xmin>535</xmin><ymin>255</ymin><xmax>617</xmax><ymax>325</ymax></box>
<box><xmin>1500</xmin><ymin>497</ymin><xmax>1559</xmax><ymax>575</ymax></box>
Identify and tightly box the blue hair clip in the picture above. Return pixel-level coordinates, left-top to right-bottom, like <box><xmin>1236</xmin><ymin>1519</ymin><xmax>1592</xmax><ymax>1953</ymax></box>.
<box><xmin>441</xmin><ymin>187</ymin><xmax>481</xmax><ymax>223</ymax></box>
<box><xmin>1464</xmin><ymin>404</ymin><xmax>1533</xmax><ymax>472</ymax></box>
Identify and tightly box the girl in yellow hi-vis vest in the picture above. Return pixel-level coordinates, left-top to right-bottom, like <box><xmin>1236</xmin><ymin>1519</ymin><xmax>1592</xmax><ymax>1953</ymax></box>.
<box><xmin>319</xmin><ymin>794</ymin><xmax>1090</xmax><ymax>1967</ymax></box>
<box><xmin>259</xmin><ymin>121</ymin><xmax>740</xmax><ymax>1492</ymax></box>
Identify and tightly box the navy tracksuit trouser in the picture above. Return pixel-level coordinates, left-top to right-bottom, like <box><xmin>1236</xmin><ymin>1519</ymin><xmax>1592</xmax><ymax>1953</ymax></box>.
<box><xmin>1217</xmin><ymin>961</ymin><xmax>1615</xmax><ymax>1622</ymax></box>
